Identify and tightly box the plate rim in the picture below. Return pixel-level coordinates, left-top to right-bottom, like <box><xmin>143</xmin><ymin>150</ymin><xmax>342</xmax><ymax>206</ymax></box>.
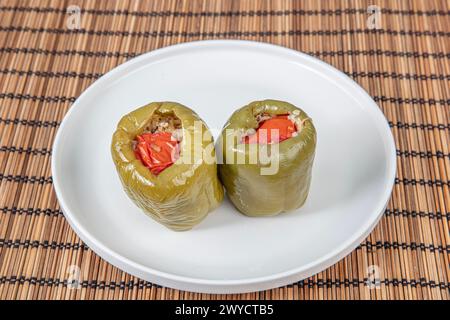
<box><xmin>51</xmin><ymin>39</ymin><xmax>397</xmax><ymax>293</ymax></box>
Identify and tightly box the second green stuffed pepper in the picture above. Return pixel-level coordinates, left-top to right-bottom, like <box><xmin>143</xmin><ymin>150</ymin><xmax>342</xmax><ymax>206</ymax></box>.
<box><xmin>217</xmin><ymin>99</ymin><xmax>316</xmax><ymax>216</ymax></box>
<box><xmin>111</xmin><ymin>102</ymin><xmax>224</xmax><ymax>231</ymax></box>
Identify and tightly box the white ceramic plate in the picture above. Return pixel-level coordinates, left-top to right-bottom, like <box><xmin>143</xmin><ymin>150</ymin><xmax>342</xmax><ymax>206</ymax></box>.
<box><xmin>52</xmin><ymin>40</ymin><xmax>396</xmax><ymax>293</ymax></box>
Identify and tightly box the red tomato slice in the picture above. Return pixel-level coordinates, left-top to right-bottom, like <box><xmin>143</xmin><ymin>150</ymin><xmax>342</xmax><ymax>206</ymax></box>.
<box><xmin>244</xmin><ymin>115</ymin><xmax>297</xmax><ymax>144</ymax></box>
<box><xmin>134</xmin><ymin>132</ymin><xmax>180</xmax><ymax>175</ymax></box>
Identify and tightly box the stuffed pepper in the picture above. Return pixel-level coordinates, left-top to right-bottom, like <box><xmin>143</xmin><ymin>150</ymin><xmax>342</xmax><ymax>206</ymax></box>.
<box><xmin>111</xmin><ymin>102</ymin><xmax>223</xmax><ymax>231</ymax></box>
<box><xmin>218</xmin><ymin>99</ymin><xmax>316</xmax><ymax>216</ymax></box>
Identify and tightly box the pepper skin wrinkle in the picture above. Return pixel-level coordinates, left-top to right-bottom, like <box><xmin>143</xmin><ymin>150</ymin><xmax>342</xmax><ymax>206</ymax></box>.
<box><xmin>111</xmin><ymin>102</ymin><xmax>224</xmax><ymax>231</ymax></box>
<box><xmin>218</xmin><ymin>99</ymin><xmax>316</xmax><ymax>217</ymax></box>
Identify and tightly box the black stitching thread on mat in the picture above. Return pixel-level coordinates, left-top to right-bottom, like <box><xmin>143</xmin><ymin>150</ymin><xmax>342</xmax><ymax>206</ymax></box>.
<box><xmin>0</xmin><ymin>47</ymin><xmax>135</xmax><ymax>58</ymax></box>
<box><xmin>0</xmin><ymin>277</ymin><xmax>163</xmax><ymax>289</ymax></box>
<box><xmin>373</xmin><ymin>96</ymin><xmax>450</xmax><ymax>105</ymax></box>
<box><xmin>0</xmin><ymin>146</ymin><xmax>52</xmax><ymax>156</ymax></box>
<box><xmin>0</xmin><ymin>6</ymin><xmax>448</xmax><ymax>16</ymax></box>
<box><xmin>1</xmin><ymin>93</ymin><xmax>448</xmax><ymax>106</ymax></box>
<box><xmin>2</xmin><ymin>68</ymin><xmax>447</xmax><ymax>82</ymax></box>
<box><xmin>1</xmin><ymin>207</ymin><xmax>63</xmax><ymax>216</ymax></box>
<box><xmin>389</xmin><ymin>121</ymin><xmax>450</xmax><ymax>130</ymax></box>
<box><xmin>1</xmin><ymin>238</ymin><xmax>448</xmax><ymax>254</ymax></box>
<box><xmin>346</xmin><ymin>71</ymin><xmax>450</xmax><ymax>81</ymax></box>
<box><xmin>384</xmin><ymin>209</ymin><xmax>450</xmax><ymax>220</ymax></box>
<box><xmin>2</xmin><ymin>117</ymin><xmax>448</xmax><ymax>132</ymax></box>
<box><xmin>396</xmin><ymin>150</ymin><xmax>450</xmax><ymax>159</ymax></box>
<box><xmin>315</xmin><ymin>50</ymin><xmax>450</xmax><ymax>59</ymax></box>
<box><xmin>0</xmin><ymin>174</ymin><xmax>53</xmax><ymax>184</ymax></box>
<box><xmin>0</xmin><ymin>276</ymin><xmax>448</xmax><ymax>290</ymax></box>
<box><xmin>0</xmin><ymin>117</ymin><xmax>60</xmax><ymax>128</ymax></box>
<box><xmin>1</xmin><ymin>174</ymin><xmax>448</xmax><ymax>187</ymax></box>
<box><xmin>0</xmin><ymin>93</ymin><xmax>76</xmax><ymax>103</ymax></box>
<box><xmin>358</xmin><ymin>241</ymin><xmax>450</xmax><ymax>253</ymax></box>
<box><xmin>395</xmin><ymin>178</ymin><xmax>450</xmax><ymax>187</ymax></box>
<box><xmin>1</xmin><ymin>47</ymin><xmax>448</xmax><ymax>60</ymax></box>
<box><xmin>2</xmin><ymin>206</ymin><xmax>449</xmax><ymax>220</ymax></box>
<box><xmin>1</xmin><ymin>26</ymin><xmax>448</xmax><ymax>37</ymax></box>
<box><xmin>0</xmin><ymin>69</ymin><xmax>103</xmax><ymax>79</ymax></box>
<box><xmin>3</xmin><ymin>145</ymin><xmax>448</xmax><ymax>160</ymax></box>
<box><xmin>293</xmin><ymin>279</ymin><xmax>450</xmax><ymax>289</ymax></box>
<box><xmin>0</xmin><ymin>239</ymin><xmax>88</xmax><ymax>250</ymax></box>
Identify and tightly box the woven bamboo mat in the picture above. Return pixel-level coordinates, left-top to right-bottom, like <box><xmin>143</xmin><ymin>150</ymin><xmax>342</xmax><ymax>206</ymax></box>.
<box><xmin>0</xmin><ymin>0</ymin><xmax>448</xmax><ymax>300</ymax></box>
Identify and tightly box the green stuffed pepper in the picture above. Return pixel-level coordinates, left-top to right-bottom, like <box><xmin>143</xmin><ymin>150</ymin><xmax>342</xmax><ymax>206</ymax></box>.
<box><xmin>218</xmin><ymin>99</ymin><xmax>316</xmax><ymax>216</ymax></box>
<box><xmin>111</xmin><ymin>102</ymin><xmax>223</xmax><ymax>231</ymax></box>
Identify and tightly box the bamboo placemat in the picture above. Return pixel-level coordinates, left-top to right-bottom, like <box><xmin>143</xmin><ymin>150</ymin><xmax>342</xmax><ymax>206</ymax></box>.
<box><xmin>0</xmin><ymin>0</ymin><xmax>449</xmax><ymax>300</ymax></box>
